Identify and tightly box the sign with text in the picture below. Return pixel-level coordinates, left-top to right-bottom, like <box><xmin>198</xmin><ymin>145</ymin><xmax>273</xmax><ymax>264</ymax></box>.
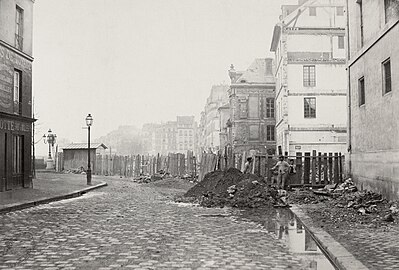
<box><xmin>0</xmin><ymin>119</ymin><xmax>31</xmax><ymax>133</ymax></box>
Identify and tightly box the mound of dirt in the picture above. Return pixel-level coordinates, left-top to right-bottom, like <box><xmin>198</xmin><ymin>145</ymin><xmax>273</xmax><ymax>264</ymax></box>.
<box><xmin>181</xmin><ymin>168</ymin><xmax>279</xmax><ymax>208</ymax></box>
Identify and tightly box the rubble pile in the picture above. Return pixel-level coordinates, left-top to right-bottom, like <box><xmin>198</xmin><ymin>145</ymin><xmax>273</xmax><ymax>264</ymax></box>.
<box><xmin>288</xmin><ymin>178</ymin><xmax>398</xmax><ymax>225</ymax></box>
<box><xmin>180</xmin><ymin>168</ymin><xmax>282</xmax><ymax>208</ymax></box>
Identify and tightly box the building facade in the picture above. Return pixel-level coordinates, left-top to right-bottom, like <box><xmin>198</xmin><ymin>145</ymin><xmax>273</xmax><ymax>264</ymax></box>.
<box><xmin>270</xmin><ymin>0</ymin><xmax>347</xmax><ymax>156</ymax></box>
<box><xmin>200</xmin><ymin>84</ymin><xmax>229</xmax><ymax>153</ymax></box>
<box><xmin>227</xmin><ymin>58</ymin><xmax>276</xmax><ymax>155</ymax></box>
<box><xmin>142</xmin><ymin>122</ymin><xmax>177</xmax><ymax>155</ymax></box>
<box><xmin>176</xmin><ymin>116</ymin><xmax>197</xmax><ymax>155</ymax></box>
<box><xmin>347</xmin><ymin>0</ymin><xmax>399</xmax><ymax>199</ymax></box>
<box><xmin>0</xmin><ymin>0</ymin><xmax>35</xmax><ymax>192</ymax></box>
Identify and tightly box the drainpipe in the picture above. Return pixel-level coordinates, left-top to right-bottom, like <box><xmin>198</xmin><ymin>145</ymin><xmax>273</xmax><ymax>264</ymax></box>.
<box><xmin>345</xmin><ymin>0</ymin><xmax>352</xmax><ymax>176</ymax></box>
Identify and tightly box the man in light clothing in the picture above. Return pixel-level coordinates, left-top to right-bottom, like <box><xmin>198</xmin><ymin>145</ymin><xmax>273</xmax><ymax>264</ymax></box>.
<box><xmin>271</xmin><ymin>156</ymin><xmax>290</xmax><ymax>189</ymax></box>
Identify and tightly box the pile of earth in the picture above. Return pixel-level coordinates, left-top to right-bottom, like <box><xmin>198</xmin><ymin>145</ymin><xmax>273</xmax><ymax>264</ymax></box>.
<box><xmin>177</xmin><ymin>168</ymin><xmax>280</xmax><ymax>208</ymax></box>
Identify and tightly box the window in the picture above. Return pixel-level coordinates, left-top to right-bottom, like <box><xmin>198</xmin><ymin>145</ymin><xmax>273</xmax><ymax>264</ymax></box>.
<box><xmin>309</xmin><ymin>7</ymin><xmax>316</xmax><ymax>16</ymax></box>
<box><xmin>239</xmin><ymin>100</ymin><xmax>248</xmax><ymax>119</ymax></box>
<box><xmin>338</xmin><ymin>36</ymin><xmax>345</xmax><ymax>49</ymax></box>
<box><xmin>266</xmin><ymin>98</ymin><xmax>275</xmax><ymax>118</ymax></box>
<box><xmin>303</xmin><ymin>65</ymin><xmax>316</xmax><ymax>87</ymax></box>
<box><xmin>336</xmin><ymin>6</ymin><xmax>344</xmax><ymax>16</ymax></box>
<box><xmin>358</xmin><ymin>77</ymin><xmax>365</xmax><ymax>106</ymax></box>
<box><xmin>385</xmin><ymin>0</ymin><xmax>399</xmax><ymax>23</ymax></box>
<box><xmin>13</xmin><ymin>135</ymin><xmax>24</xmax><ymax>174</ymax></box>
<box><xmin>266</xmin><ymin>125</ymin><xmax>275</xmax><ymax>141</ymax></box>
<box><xmin>15</xmin><ymin>6</ymin><xmax>23</xmax><ymax>50</ymax></box>
<box><xmin>304</xmin><ymin>98</ymin><xmax>316</xmax><ymax>118</ymax></box>
<box><xmin>382</xmin><ymin>59</ymin><xmax>392</xmax><ymax>94</ymax></box>
<box><xmin>13</xmin><ymin>70</ymin><xmax>22</xmax><ymax>114</ymax></box>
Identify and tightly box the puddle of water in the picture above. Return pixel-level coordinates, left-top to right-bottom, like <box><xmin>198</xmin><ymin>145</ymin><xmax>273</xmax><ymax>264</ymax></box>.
<box><xmin>234</xmin><ymin>207</ymin><xmax>337</xmax><ymax>270</ymax></box>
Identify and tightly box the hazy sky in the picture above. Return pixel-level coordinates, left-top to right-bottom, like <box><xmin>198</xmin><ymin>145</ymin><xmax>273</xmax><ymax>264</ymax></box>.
<box><xmin>33</xmin><ymin>0</ymin><xmax>297</xmax><ymax>155</ymax></box>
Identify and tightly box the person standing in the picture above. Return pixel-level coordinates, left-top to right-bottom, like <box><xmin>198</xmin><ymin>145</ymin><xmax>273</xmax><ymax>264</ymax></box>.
<box><xmin>243</xmin><ymin>157</ymin><xmax>253</xmax><ymax>174</ymax></box>
<box><xmin>271</xmin><ymin>156</ymin><xmax>290</xmax><ymax>189</ymax></box>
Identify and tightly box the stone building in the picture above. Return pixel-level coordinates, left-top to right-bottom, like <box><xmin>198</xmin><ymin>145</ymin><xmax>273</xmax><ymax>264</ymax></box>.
<box><xmin>200</xmin><ymin>84</ymin><xmax>229</xmax><ymax>153</ymax></box>
<box><xmin>142</xmin><ymin>121</ymin><xmax>177</xmax><ymax>155</ymax></box>
<box><xmin>227</xmin><ymin>58</ymin><xmax>276</xmax><ymax>155</ymax></box>
<box><xmin>270</xmin><ymin>0</ymin><xmax>347</xmax><ymax>156</ymax></box>
<box><xmin>0</xmin><ymin>0</ymin><xmax>35</xmax><ymax>192</ymax></box>
<box><xmin>347</xmin><ymin>0</ymin><xmax>399</xmax><ymax>199</ymax></box>
<box><xmin>176</xmin><ymin>116</ymin><xmax>197</xmax><ymax>155</ymax></box>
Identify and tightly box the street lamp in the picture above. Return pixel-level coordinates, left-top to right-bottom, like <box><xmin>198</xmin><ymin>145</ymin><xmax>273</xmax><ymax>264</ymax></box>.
<box><xmin>43</xmin><ymin>129</ymin><xmax>57</xmax><ymax>170</ymax></box>
<box><xmin>85</xmin><ymin>114</ymin><xmax>93</xmax><ymax>185</ymax></box>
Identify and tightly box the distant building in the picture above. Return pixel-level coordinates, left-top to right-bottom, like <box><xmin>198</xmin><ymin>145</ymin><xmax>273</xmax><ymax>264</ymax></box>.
<box><xmin>176</xmin><ymin>116</ymin><xmax>197</xmax><ymax>155</ymax></box>
<box><xmin>0</xmin><ymin>0</ymin><xmax>35</xmax><ymax>192</ymax></box>
<box><xmin>270</xmin><ymin>0</ymin><xmax>347</xmax><ymax>156</ymax></box>
<box><xmin>200</xmin><ymin>84</ymin><xmax>229</xmax><ymax>153</ymax></box>
<box><xmin>227</xmin><ymin>58</ymin><xmax>276</xmax><ymax>154</ymax></box>
<box><xmin>347</xmin><ymin>0</ymin><xmax>399</xmax><ymax>199</ymax></box>
<box><xmin>62</xmin><ymin>143</ymin><xmax>107</xmax><ymax>172</ymax></box>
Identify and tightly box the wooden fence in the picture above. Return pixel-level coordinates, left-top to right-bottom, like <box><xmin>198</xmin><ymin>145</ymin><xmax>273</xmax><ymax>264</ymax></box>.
<box><xmin>56</xmin><ymin>151</ymin><xmax>197</xmax><ymax>178</ymax></box>
<box><xmin>198</xmin><ymin>150</ymin><xmax>346</xmax><ymax>186</ymax></box>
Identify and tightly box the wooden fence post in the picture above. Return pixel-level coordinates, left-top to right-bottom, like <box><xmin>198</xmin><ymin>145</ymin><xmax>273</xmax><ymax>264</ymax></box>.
<box><xmin>328</xmin><ymin>153</ymin><xmax>333</xmax><ymax>183</ymax></box>
<box><xmin>318</xmin><ymin>152</ymin><xmax>322</xmax><ymax>184</ymax></box>
<box><xmin>296</xmin><ymin>152</ymin><xmax>303</xmax><ymax>185</ymax></box>
<box><xmin>323</xmin><ymin>153</ymin><xmax>328</xmax><ymax>184</ymax></box>
<box><xmin>339</xmin><ymin>152</ymin><xmax>343</xmax><ymax>183</ymax></box>
<box><xmin>334</xmin><ymin>153</ymin><xmax>339</xmax><ymax>184</ymax></box>
<box><xmin>311</xmin><ymin>150</ymin><xmax>316</xmax><ymax>185</ymax></box>
<box><xmin>304</xmin><ymin>152</ymin><xmax>311</xmax><ymax>185</ymax></box>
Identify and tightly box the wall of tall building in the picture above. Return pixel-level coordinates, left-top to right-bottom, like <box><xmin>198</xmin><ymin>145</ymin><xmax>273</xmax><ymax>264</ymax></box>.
<box><xmin>0</xmin><ymin>0</ymin><xmax>34</xmax><ymax>192</ymax></box>
<box><xmin>272</xmin><ymin>0</ymin><xmax>347</xmax><ymax>156</ymax></box>
<box><xmin>347</xmin><ymin>0</ymin><xmax>399</xmax><ymax>199</ymax></box>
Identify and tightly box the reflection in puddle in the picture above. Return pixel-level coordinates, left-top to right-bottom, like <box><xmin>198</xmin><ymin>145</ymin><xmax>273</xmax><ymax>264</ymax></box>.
<box><xmin>235</xmin><ymin>207</ymin><xmax>336</xmax><ymax>270</ymax></box>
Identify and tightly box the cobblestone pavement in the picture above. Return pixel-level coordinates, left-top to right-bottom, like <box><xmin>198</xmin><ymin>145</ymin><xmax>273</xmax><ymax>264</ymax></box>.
<box><xmin>1</xmin><ymin>177</ymin><xmax>327</xmax><ymax>270</ymax></box>
<box><xmin>299</xmin><ymin>204</ymin><xmax>399</xmax><ymax>270</ymax></box>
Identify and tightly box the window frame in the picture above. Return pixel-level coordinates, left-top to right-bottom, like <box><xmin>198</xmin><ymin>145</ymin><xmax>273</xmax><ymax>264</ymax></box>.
<box><xmin>15</xmin><ymin>5</ymin><xmax>24</xmax><ymax>50</ymax></box>
<box><xmin>382</xmin><ymin>58</ymin><xmax>392</xmax><ymax>95</ymax></box>
<box><xmin>304</xmin><ymin>97</ymin><xmax>316</xmax><ymax>119</ymax></box>
<box><xmin>358</xmin><ymin>76</ymin><xmax>365</xmax><ymax>106</ymax></box>
<box><xmin>303</xmin><ymin>65</ymin><xmax>316</xmax><ymax>87</ymax></box>
<box><xmin>266</xmin><ymin>125</ymin><xmax>275</xmax><ymax>141</ymax></box>
<box><xmin>13</xmin><ymin>69</ymin><xmax>22</xmax><ymax>115</ymax></box>
<box><xmin>266</xmin><ymin>98</ymin><xmax>275</xmax><ymax>118</ymax></box>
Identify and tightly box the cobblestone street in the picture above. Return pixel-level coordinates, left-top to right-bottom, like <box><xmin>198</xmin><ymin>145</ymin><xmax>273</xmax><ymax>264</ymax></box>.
<box><xmin>0</xmin><ymin>176</ymin><xmax>333</xmax><ymax>270</ymax></box>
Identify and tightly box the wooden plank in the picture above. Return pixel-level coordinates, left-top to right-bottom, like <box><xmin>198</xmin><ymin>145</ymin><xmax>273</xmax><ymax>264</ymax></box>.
<box><xmin>328</xmin><ymin>153</ymin><xmax>333</xmax><ymax>183</ymax></box>
<box><xmin>296</xmin><ymin>152</ymin><xmax>303</xmax><ymax>185</ymax></box>
<box><xmin>334</xmin><ymin>152</ymin><xmax>339</xmax><ymax>184</ymax></box>
<box><xmin>339</xmin><ymin>152</ymin><xmax>343</xmax><ymax>183</ymax></box>
<box><xmin>311</xmin><ymin>150</ymin><xmax>317</xmax><ymax>185</ymax></box>
<box><xmin>318</xmin><ymin>152</ymin><xmax>322</xmax><ymax>184</ymax></box>
<box><xmin>323</xmin><ymin>153</ymin><xmax>328</xmax><ymax>184</ymax></box>
<box><xmin>304</xmin><ymin>152</ymin><xmax>311</xmax><ymax>185</ymax></box>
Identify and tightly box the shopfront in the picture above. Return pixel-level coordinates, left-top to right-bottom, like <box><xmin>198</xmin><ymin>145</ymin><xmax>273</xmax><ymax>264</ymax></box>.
<box><xmin>0</xmin><ymin>41</ymin><xmax>34</xmax><ymax>192</ymax></box>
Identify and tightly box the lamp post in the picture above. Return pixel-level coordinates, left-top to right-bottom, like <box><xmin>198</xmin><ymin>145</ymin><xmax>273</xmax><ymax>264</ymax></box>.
<box><xmin>43</xmin><ymin>129</ymin><xmax>57</xmax><ymax>170</ymax></box>
<box><xmin>85</xmin><ymin>114</ymin><xmax>93</xmax><ymax>185</ymax></box>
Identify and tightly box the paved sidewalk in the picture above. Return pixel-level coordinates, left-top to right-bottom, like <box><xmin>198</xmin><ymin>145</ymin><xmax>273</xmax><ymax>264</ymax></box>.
<box><xmin>0</xmin><ymin>172</ymin><xmax>107</xmax><ymax>213</ymax></box>
<box><xmin>293</xmin><ymin>203</ymin><xmax>399</xmax><ymax>270</ymax></box>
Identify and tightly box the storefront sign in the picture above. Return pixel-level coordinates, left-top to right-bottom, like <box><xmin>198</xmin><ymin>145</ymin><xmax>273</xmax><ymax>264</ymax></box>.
<box><xmin>0</xmin><ymin>44</ymin><xmax>32</xmax><ymax>111</ymax></box>
<box><xmin>0</xmin><ymin>119</ymin><xmax>31</xmax><ymax>133</ymax></box>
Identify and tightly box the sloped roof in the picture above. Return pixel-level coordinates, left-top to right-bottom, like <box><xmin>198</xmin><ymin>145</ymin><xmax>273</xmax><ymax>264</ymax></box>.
<box><xmin>63</xmin><ymin>143</ymin><xmax>107</xmax><ymax>150</ymax></box>
<box><xmin>234</xmin><ymin>58</ymin><xmax>275</xmax><ymax>84</ymax></box>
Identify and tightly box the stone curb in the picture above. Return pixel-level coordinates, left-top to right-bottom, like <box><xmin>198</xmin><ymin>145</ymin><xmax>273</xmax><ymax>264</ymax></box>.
<box><xmin>290</xmin><ymin>205</ymin><xmax>369</xmax><ymax>270</ymax></box>
<box><xmin>0</xmin><ymin>182</ymin><xmax>108</xmax><ymax>214</ymax></box>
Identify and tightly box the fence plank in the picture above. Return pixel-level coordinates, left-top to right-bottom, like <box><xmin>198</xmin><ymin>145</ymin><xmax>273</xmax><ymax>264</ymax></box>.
<box><xmin>304</xmin><ymin>152</ymin><xmax>311</xmax><ymax>184</ymax></box>
<box><xmin>334</xmin><ymin>153</ymin><xmax>339</xmax><ymax>184</ymax></box>
<box><xmin>311</xmin><ymin>150</ymin><xmax>316</xmax><ymax>185</ymax></box>
<box><xmin>328</xmin><ymin>153</ymin><xmax>333</xmax><ymax>184</ymax></box>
